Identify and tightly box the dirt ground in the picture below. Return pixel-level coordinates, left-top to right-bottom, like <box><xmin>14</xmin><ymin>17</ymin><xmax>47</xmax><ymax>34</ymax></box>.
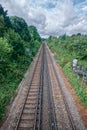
<box><xmin>57</xmin><ymin>63</ymin><xmax>87</xmax><ymax>128</ymax></box>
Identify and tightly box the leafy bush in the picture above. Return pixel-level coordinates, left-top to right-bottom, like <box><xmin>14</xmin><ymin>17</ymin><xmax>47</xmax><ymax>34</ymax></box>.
<box><xmin>0</xmin><ymin>38</ymin><xmax>12</xmax><ymax>78</ymax></box>
<box><xmin>10</xmin><ymin>16</ymin><xmax>31</xmax><ymax>41</ymax></box>
<box><xmin>47</xmin><ymin>34</ymin><xmax>87</xmax><ymax>107</ymax></box>
<box><xmin>5</xmin><ymin>29</ymin><xmax>25</xmax><ymax>60</ymax></box>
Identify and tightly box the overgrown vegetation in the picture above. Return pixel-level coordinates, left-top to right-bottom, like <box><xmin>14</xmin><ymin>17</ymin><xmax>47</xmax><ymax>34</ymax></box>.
<box><xmin>47</xmin><ymin>34</ymin><xmax>87</xmax><ymax>107</ymax></box>
<box><xmin>0</xmin><ymin>4</ymin><xmax>41</xmax><ymax>120</ymax></box>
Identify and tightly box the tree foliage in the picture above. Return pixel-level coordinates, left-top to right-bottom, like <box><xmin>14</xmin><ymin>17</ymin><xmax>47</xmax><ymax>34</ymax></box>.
<box><xmin>29</xmin><ymin>25</ymin><xmax>41</xmax><ymax>42</ymax></box>
<box><xmin>10</xmin><ymin>16</ymin><xmax>31</xmax><ymax>41</ymax></box>
<box><xmin>0</xmin><ymin>4</ymin><xmax>41</xmax><ymax>120</ymax></box>
<box><xmin>5</xmin><ymin>29</ymin><xmax>25</xmax><ymax>60</ymax></box>
<box><xmin>0</xmin><ymin>4</ymin><xmax>11</xmax><ymax>37</ymax></box>
<box><xmin>48</xmin><ymin>34</ymin><xmax>87</xmax><ymax>60</ymax></box>
<box><xmin>0</xmin><ymin>15</ymin><xmax>5</xmax><ymax>36</ymax></box>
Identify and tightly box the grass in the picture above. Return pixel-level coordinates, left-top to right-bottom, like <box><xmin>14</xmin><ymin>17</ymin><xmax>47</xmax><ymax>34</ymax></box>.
<box><xmin>63</xmin><ymin>62</ymin><xmax>87</xmax><ymax>106</ymax></box>
<box><xmin>48</xmin><ymin>41</ymin><xmax>87</xmax><ymax>107</ymax></box>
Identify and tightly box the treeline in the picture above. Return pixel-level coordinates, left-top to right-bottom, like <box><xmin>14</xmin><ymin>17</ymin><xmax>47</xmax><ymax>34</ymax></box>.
<box><xmin>0</xmin><ymin>4</ymin><xmax>41</xmax><ymax>120</ymax></box>
<box><xmin>47</xmin><ymin>34</ymin><xmax>87</xmax><ymax>107</ymax></box>
<box><xmin>47</xmin><ymin>34</ymin><xmax>87</xmax><ymax>62</ymax></box>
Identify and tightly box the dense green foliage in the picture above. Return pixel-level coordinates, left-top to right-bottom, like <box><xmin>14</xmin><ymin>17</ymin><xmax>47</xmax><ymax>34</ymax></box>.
<box><xmin>47</xmin><ymin>35</ymin><xmax>87</xmax><ymax>107</ymax></box>
<box><xmin>0</xmin><ymin>4</ymin><xmax>11</xmax><ymax>37</ymax></box>
<box><xmin>10</xmin><ymin>16</ymin><xmax>31</xmax><ymax>41</ymax></box>
<box><xmin>29</xmin><ymin>26</ymin><xmax>41</xmax><ymax>55</ymax></box>
<box><xmin>0</xmin><ymin>4</ymin><xmax>41</xmax><ymax>120</ymax></box>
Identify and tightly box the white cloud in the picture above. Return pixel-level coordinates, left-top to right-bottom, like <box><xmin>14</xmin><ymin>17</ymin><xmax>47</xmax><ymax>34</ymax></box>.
<box><xmin>0</xmin><ymin>0</ymin><xmax>87</xmax><ymax>37</ymax></box>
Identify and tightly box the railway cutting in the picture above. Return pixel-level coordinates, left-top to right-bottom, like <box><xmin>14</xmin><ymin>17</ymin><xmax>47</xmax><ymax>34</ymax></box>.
<box><xmin>1</xmin><ymin>43</ymin><xmax>86</xmax><ymax>130</ymax></box>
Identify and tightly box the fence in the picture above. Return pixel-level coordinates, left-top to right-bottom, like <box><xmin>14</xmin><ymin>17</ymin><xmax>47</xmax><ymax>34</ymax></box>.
<box><xmin>72</xmin><ymin>64</ymin><xmax>87</xmax><ymax>83</ymax></box>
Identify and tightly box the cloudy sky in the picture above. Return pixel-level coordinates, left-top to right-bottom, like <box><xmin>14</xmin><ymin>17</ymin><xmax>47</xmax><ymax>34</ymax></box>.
<box><xmin>0</xmin><ymin>0</ymin><xmax>87</xmax><ymax>37</ymax></box>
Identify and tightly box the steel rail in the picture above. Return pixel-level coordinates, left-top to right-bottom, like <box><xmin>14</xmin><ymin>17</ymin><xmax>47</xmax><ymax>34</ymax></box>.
<box><xmin>35</xmin><ymin>43</ymin><xmax>44</xmax><ymax>130</ymax></box>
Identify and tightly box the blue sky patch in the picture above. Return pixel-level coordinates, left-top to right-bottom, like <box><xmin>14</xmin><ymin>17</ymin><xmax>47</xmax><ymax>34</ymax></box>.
<box><xmin>41</xmin><ymin>2</ymin><xmax>56</xmax><ymax>9</ymax></box>
<box><xmin>73</xmin><ymin>0</ymin><xmax>86</xmax><ymax>5</ymax></box>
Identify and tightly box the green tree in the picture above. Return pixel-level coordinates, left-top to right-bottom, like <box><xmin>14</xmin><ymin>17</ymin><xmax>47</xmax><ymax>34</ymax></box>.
<box><xmin>5</xmin><ymin>29</ymin><xmax>25</xmax><ymax>61</ymax></box>
<box><xmin>10</xmin><ymin>16</ymin><xmax>31</xmax><ymax>41</ymax></box>
<box><xmin>28</xmin><ymin>26</ymin><xmax>41</xmax><ymax>55</ymax></box>
<box><xmin>29</xmin><ymin>26</ymin><xmax>41</xmax><ymax>42</ymax></box>
<box><xmin>0</xmin><ymin>15</ymin><xmax>5</xmax><ymax>36</ymax></box>
<box><xmin>0</xmin><ymin>4</ymin><xmax>11</xmax><ymax>32</ymax></box>
<box><xmin>0</xmin><ymin>38</ymin><xmax>12</xmax><ymax>78</ymax></box>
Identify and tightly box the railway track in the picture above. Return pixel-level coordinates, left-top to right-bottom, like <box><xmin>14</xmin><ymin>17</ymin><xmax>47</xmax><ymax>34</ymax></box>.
<box><xmin>46</xmin><ymin>44</ymin><xmax>75</xmax><ymax>130</ymax></box>
<box><xmin>46</xmin><ymin>44</ymin><xmax>86</xmax><ymax>130</ymax></box>
<box><xmin>14</xmin><ymin>45</ymin><xmax>43</xmax><ymax>130</ymax></box>
<box><xmin>3</xmin><ymin>43</ymin><xmax>86</xmax><ymax>130</ymax></box>
<box><xmin>41</xmin><ymin>44</ymin><xmax>57</xmax><ymax>130</ymax></box>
